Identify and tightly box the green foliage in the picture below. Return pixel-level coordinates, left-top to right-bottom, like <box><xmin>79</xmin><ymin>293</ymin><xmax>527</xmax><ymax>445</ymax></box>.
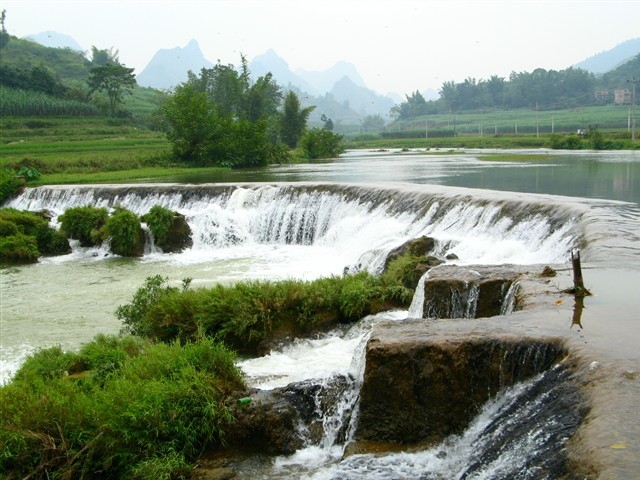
<box><xmin>162</xmin><ymin>58</ymin><xmax>292</xmax><ymax>167</ymax></box>
<box><xmin>88</xmin><ymin>63</ymin><xmax>137</xmax><ymax>116</ymax></box>
<box><xmin>280</xmin><ymin>90</ymin><xmax>315</xmax><ymax>148</ymax></box>
<box><xmin>141</xmin><ymin>205</ymin><xmax>175</xmax><ymax>245</ymax></box>
<box><xmin>58</xmin><ymin>205</ymin><xmax>108</xmax><ymax>246</ymax></box>
<box><xmin>381</xmin><ymin>253</ymin><xmax>427</xmax><ymax>290</ymax></box>
<box><xmin>118</xmin><ymin>272</ymin><xmax>412</xmax><ymax>352</ymax></box>
<box><xmin>0</xmin><ymin>232</ymin><xmax>39</xmax><ymax>263</ymax></box>
<box><xmin>0</xmin><ymin>85</ymin><xmax>100</xmax><ymax>117</ymax></box>
<box><xmin>104</xmin><ymin>206</ymin><xmax>143</xmax><ymax>257</ymax></box>
<box><xmin>0</xmin><ymin>208</ymin><xmax>70</xmax><ymax>261</ymax></box>
<box><xmin>0</xmin><ymin>168</ymin><xmax>21</xmax><ymax>203</ymax></box>
<box><xmin>299</xmin><ymin>127</ymin><xmax>346</xmax><ymax>159</ymax></box>
<box><xmin>16</xmin><ymin>165</ymin><xmax>41</xmax><ymax>181</ymax></box>
<box><xmin>0</xmin><ymin>335</ymin><xmax>243</xmax><ymax>479</ymax></box>
<box><xmin>0</xmin><ymin>9</ymin><xmax>9</xmax><ymax>50</ymax></box>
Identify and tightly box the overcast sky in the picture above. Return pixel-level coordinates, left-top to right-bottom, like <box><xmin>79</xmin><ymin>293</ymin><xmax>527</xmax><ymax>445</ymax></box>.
<box><xmin>3</xmin><ymin>0</ymin><xmax>639</xmax><ymax>96</ymax></box>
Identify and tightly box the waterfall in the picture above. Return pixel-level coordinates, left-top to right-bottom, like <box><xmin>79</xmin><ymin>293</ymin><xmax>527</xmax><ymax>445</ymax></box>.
<box><xmin>408</xmin><ymin>271</ymin><xmax>430</xmax><ymax>318</ymax></box>
<box><xmin>500</xmin><ymin>281</ymin><xmax>520</xmax><ymax>316</ymax></box>
<box><xmin>6</xmin><ymin>183</ymin><xmax>584</xmax><ymax>268</ymax></box>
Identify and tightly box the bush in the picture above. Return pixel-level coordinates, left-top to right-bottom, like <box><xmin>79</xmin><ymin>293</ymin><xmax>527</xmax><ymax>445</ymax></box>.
<box><xmin>299</xmin><ymin>127</ymin><xmax>346</xmax><ymax>159</ymax></box>
<box><xmin>141</xmin><ymin>205</ymin><xmax>175</xmax><ymax>245</ymax></box>
<box><xmin>0</xmin><ymin>336</ymin><xmax>243</xmax><ymax>479</ymax></box>
<box><xmin>118</xmin><ymin>272</ymin><xmax>413</xmax><ymax>352</ymax></box>
<box><xmin>0</xmin><ymin>168</ymin><xmax>21</xmax><ymax>204</ymax></box>
<box><xmin>58</xmin><ymin>205</ymin><xmax>109</xmax><ymax>247</ymax></box>
<box><xmin>0</xmin><ymin>232</ymin><xmax>40</xmax><ymax>263</ymax></box>
<box><xmin>105</xmin><ymin>207</ymin><xmax>144</xmax><ymax>257</ymax></box>
<box><xmin>0</xmin><ymin>208</ymin><xmax>70</xmax><ymax>260</ymax></box>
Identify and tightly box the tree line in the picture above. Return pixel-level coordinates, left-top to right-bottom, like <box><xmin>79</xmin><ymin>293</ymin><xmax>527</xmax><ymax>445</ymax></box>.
<box><xmin>392</xmin><ymin>66</ymin><xmax>603</xmax><ymax>120</ymax></box>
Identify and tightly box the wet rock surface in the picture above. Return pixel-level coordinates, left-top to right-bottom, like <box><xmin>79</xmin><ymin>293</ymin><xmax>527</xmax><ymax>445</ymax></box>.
<box><xmin>356</xmin><ymin>325</ymin><xmax>569</xmax><ymax>445</ymax></box>
<box><xmin>421</xmin><ymin>264</ymin><xmax>526</xmax><ymax>318</ymax></box>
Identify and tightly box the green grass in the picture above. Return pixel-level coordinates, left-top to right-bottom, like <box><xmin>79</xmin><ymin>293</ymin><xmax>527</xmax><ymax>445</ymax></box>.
<box><xmin>0</xmin><ymin>335</ymin><xmax>243</xmax><ymax>479</ymax></box>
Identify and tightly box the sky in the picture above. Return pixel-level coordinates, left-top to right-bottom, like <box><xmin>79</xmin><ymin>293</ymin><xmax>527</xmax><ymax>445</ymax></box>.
<box><xmin>2</xmin><ymin>0</ymin><xmax>639</xmax><ymax>96</ymax></box>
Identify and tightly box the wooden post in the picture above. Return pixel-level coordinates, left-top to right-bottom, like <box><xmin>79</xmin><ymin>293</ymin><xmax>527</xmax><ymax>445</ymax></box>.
<box><xmin>570</xmin><ymin>250</ymin><xmax>591</xmax><ymax>297</ymax></box>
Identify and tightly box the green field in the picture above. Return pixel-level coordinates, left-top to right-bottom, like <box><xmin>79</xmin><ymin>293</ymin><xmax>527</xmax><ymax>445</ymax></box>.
<box><xmin>384</xmin><ymin>105</ymin><xmax>635</xmax><ymax>137</ymax></box>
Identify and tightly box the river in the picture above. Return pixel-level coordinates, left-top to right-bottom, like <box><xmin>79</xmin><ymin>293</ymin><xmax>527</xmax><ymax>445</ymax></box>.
<box><xmin>1</xmin><ymin>148</ymin><xmax>639</xmax><ymax>477</ymax></box>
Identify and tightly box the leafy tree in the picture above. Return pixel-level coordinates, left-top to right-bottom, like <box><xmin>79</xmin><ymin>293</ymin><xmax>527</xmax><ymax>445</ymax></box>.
<box><xmin>360</xmin><ymin>114</ymin><xmax>385</xmax><ymax>133</ymax></box>
<box><xmin>0</xmin><ymin>9</ymin><xmax>9</xmax><ymax>50</ymax></box>
<box><xmin>87</xmin><ymin>63</ymin><xmax>136</xmax><ymax>116</ymax></box>
<box><xmin>299</xmin><ymin>127</ymin><xmax>345</xmax><ymax>159</ymax></box>
<box><xmin>162</xmin><ymin>59</ymin><xmax>289</xmax><ymax>167</ymax></box>
<box><xmin>280</xmin><ymin>90</ymin><xmax>315</xmax><ymax>148</ymax></box>
<box><xmin>320</xmin><ymin>113</ymin><xmax>335</xmax><ymax>131</ymax></box>
<box><xmin>90</xmin><ymin>46</ymin><xmax>119</xmax><ymax>66</ymax></box>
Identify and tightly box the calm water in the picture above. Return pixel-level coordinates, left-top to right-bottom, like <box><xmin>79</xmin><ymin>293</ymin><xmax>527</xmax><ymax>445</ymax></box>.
<box><xmin>143</xmin><ymin>148</ymin><xmax>640</xmax><ymax>204</ymax></box>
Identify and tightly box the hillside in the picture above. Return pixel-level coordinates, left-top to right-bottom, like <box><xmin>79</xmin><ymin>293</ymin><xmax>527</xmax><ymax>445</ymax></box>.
<box><xmin>0</xmin><ymin>36</ymin><xmax>91</xmax><ymax>86</ymax></box>
<box><xmin>574</xmin><ymin>38</ymin><xmax>640</xmax><ymax>74</ymax></box>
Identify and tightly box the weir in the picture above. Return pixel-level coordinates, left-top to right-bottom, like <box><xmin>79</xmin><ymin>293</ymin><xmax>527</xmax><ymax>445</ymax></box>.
<box><xmin>7</xmin><ymin>183</ymin><xmax>583</xmax><ymax>268</ymax></box>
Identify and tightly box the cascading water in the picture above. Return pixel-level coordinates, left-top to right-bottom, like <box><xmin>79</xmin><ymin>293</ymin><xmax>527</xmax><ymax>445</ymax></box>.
<box><xmin>6</xmin><ymin>183</ymin><xmax>582</xmax><ymax>269</ymax></box>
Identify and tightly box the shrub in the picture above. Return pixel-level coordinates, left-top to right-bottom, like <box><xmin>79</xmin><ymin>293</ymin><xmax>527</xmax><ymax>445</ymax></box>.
<box><xmin>0</xmin><ymin>232</ymin><xmax>40</xmax><ymax>263</ymax></box>
<box><xmin>118</xmin><ymin>272</ymin><xmax>413</xmax><ymax>352</ymax></box>
<box><xmin>0</xmin><ymin>336</ymin><xmax>243</xmax><ymax>479</ymax></box>
<box><xmin>0</xmin><ymin>208</ymin><xmax>70</xmax><ymax>258</ymax></box>
<box><xmin>299</xmin><ymin>127</ymin><xmax>346</xmax><ymax>159</ymax></box>
<box><xmin>0</xmin><ymin>168</ymin><xmax>21</xmax><ymax>204</ymax></box>
<box><xmin>58</xmin><ymin>205</ymin><xmax>109</xmax><ymax>247</ymax></box>
<box><xmin>104</xmin><ymin>207</ymin><xmax>144</xmax><ymax>257</ymax></box>
<box><xmin>141</xmin><ymin>205</ymin><xmax>175</xmax><ymax>245</ymax></box>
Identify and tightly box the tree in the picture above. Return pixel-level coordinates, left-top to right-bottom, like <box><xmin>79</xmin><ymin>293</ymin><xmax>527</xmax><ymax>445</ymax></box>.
<box><xmin>320</xmin><ymin>114</ymin><xmax>334</xmax><ymax>131</ymax></box>
<box><xmin>280</xmin><ymin>91</ymin><xmax>315</xmax><ymax>148</ymax></box>
<box><xmin>360</xmin><ymin>114</ymin><xmax>385</xmax><ymax>133</ymax></box>
<box><xmin>90</xmin><ymin>46</ymin><xmax>119</xmax><ymax>66</ymax></box>
<box><xmin>162</xmin><ymin>59</ymin><xmax>290</xmax><ymax>167</ymax></box>
<box><xmin>87</xmin><ymin>63</ymin><xmax>136</xmax><ymax>116</ymax></box>
<box><xmin>299</xmin><ymin>127</ymin><xmax>345</xmax><ymax>159</ymax></box>
<box><xmin>0</xmin><ymin>9</ymin><xmax>9</xmax><ymax>50</ymax></box>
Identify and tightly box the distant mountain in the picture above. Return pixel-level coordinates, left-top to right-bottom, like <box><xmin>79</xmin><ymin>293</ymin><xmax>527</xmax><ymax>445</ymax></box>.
<box><xmin>296</xmin><ymin>61</ymin><xmax>368</xmax><ymax>93</ymax></box>
<box><xmin>25</xmin><ymin>31</ymin><xmax>84</xmax><ymax>52</ymax></box>
<box><xmin>330</xmin><ymin>76</ymin><xmax>395</xmax><ymax>118</ymax></box>
<box><xmin>249</xmin><ymin>49</ymin><xmax>317</xmax><ymax>94</ymax></box>
<box><xmin>137</xmin><ymin>39</ymin><xmax>214</xmax><ymax>89</ymax></box>
<box><xmin>574</xmin><ymin>38</ymin><xmax>640</xmax><ymax>74</ymax></box>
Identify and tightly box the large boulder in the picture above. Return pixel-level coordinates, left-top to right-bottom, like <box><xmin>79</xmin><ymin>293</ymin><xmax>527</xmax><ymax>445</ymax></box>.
<box><xmin>384</xmin><ymin>236</ymin><xmax>437</xmax><ymax>270</ymax></box>
<box><xmin>155</xmin><ymin>212</ymin><xmax>193</xmax><ymax>253</ymax></box>
<box><xmin>421</xmin><ymin>264</ymin><xmax>524</xmax><ymax>318</ymax></box>
<box><xmin>356</xmin><ymin>321</ymin><xmax>568</xmax><ymax>446</ymax></box>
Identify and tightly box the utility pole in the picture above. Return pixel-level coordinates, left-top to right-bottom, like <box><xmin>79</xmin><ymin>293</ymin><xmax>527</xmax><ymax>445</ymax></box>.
<box><xmin>628</xmin><ymin>77</ymin><xmax>638</xmax><ymax>142</ymax></box>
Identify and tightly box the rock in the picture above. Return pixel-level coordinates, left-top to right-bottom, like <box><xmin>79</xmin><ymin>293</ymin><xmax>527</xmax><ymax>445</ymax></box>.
<box><xmin>225</xmin><ymin>375</ymin><xmax>355</xmax><ymax>455</ymax></box>
<box><xmin>356</xmin><ymin>322</ymin><xmax>568</xmax><ymax>446</ymax></box>
<box><xmin>156</xmin><ymin>213</ymin><xmax>193</xmax><ymax>253</ymax></box>
<box><xmin>384</xmin><ymin>236</ymin><xmax>437</xmax><ymax>270</ymax></box>
<box><xmin>446</xmin><ymin>253</ymin><xmax>459</xmax><ymax>260</ymax></box>
<box><xmin>421</xmin><ymin>265</ymin><xmax>523</xmax><ymax>318</ymax></box>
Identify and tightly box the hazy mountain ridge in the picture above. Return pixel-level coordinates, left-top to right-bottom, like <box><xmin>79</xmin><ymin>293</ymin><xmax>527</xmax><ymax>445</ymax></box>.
<box><xmin>25</xmin><ymin>31</ymin><xmax>84</xmax><ymax>52</ymax></box>
<box><xmin>136</xmin><ymin>39</ymin><xmax>214</xmax><ymax>90</ymax></box>
<box><xmin>573</xmin><ymin>38</ymin><xmax>640</xmax><ymax>74</ymax></box>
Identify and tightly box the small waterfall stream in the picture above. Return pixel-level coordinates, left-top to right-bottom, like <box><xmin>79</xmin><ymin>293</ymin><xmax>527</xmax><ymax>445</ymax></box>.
<box><xmin>234</xmin><ymin>311</ymin><xmax>583</xmax><ymax>479</ymax></box>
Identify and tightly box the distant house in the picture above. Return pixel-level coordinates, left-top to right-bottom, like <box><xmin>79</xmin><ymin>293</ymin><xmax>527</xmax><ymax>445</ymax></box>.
<box><xmin>594</xmin><ymin>89</ymin><xmax>610</xmax><ymax>101</ymax></box>
<box><xmin>614</xmin><ymin>88</ymin><xmax>632</xmax><ymax>105</ymax></box>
